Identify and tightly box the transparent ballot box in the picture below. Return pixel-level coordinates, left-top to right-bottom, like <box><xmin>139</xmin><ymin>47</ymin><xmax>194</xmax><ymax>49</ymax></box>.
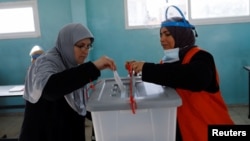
<box><xmin>86</xmin><ymin>77</ymin><xmax>182</xmax><ymax>141</ymax></box>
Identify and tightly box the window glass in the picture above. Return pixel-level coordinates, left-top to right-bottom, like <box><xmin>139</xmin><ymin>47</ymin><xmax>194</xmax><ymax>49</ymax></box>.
<box><xmin>125</xmin><ymin>0</ymin><xmax>167</xmax><ymax>29</ymax></box>
<box><xmin>0</xmin><ymin>7</ymin><xmax>35</xmax><ymax>34</ymax></box>
<box><xmin>0</xmin><ymin>0</ymin><xmax>40</xmax><ymax>39</ymax></box>
<box><xmin>190</xmin><ymin>0</ymin><xmax>249</xmax><ymax>19</ymax></box>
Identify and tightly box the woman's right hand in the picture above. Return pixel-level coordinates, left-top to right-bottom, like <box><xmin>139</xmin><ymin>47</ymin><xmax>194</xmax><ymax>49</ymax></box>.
<box><xmin>125</xmin><ymin>60</ymin><xmax>135</xmax><ymax>70</ymax></box>
<box><xmin>125</xmin><ymin>60</ymin><xmax>144</xmax><ymax>74</ymax></box>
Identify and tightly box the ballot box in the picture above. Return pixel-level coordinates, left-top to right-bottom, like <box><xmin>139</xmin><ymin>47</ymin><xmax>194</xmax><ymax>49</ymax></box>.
<box><xmin>86</xmin><ymin>77</ymin><xmax>182</xmax><ymax>141</ymax></box>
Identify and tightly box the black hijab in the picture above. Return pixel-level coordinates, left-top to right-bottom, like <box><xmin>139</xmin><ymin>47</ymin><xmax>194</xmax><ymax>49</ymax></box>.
<box><xmin>161</xmin><ymin>17</ymin><xmax>198</xmax><ymax>58</ymax></box>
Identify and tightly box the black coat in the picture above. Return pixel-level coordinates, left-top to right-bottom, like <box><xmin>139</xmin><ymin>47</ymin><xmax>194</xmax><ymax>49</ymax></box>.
<box><xmin>19</xmin><ymin>62</ymin><xmax>100</xmax><ymax>141</ymax></box>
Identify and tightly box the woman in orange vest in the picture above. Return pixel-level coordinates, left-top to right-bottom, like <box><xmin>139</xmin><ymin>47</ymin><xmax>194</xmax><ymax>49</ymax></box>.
<box><xmin>125</xmin><ymin>6</ymin><xmax>234</xmax><ymax>141</ymax></box>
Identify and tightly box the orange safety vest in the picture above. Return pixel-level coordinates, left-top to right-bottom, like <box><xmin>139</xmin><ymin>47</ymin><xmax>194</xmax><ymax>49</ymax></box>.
<box><xmin>176</xmin><ymin>47</ymin><xmax>234</xmax><ymax>141</ymax></box>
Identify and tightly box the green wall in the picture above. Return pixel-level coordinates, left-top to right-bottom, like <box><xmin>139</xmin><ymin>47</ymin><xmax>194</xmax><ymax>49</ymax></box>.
<box><xmin>0</xmin><ymin>0</ymin><xmax>249</xmax><ymax>110</ymax></box>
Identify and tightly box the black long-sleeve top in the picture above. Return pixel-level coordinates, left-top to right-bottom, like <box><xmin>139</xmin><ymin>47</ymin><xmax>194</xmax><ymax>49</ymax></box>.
<box><xmin>19</xmin><ymin>62</ymin><xmax>100</xmax><ymax>141</ymax></box>
<box><xmin>42</xmin><ymin>62</ymin><xmax>100</xmax><ymax>100</ymax></box>
<box><xmin>141</xmin><ymin>49</ymin><xmax>219</xmax><ymax>93</ymax></box>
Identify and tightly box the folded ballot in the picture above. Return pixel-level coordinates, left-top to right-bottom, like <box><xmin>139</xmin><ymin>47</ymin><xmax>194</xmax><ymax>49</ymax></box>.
<box><xmin>113</xmin><ymin>70</ymin><xmax>126</xmax><ymax>93</ymax></box>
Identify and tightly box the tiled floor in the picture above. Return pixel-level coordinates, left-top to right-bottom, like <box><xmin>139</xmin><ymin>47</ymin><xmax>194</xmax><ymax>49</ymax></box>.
<box><xmin>0</xmin><ymin>113</ymin><xmax>94</xmax><ymax>141</ymax></box>
<box><xmin>0</xmin><ymin>104</ymin><xmax>249</xmax><ymax>141</ymax></box>
<box><xmin>228</xmin><ymin>104</ymin><xmax>250</xmax><ymax>124</ymax></box>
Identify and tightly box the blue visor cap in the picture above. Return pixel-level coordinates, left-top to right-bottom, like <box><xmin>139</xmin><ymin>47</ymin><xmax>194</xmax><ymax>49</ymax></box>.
<box><xmin>31</xmin><ymin>54</ymin><xmax>41</xmax><ymax>60</ymax></box>
<box><xmin>161</xmin><ymin>20</ymin><xmax>195</xmax><ymax>29</ymax></box>
<box><xmin>162</xmin><ymin>5</ymin><xmax>195</xmax><ymax>29</ymax></box>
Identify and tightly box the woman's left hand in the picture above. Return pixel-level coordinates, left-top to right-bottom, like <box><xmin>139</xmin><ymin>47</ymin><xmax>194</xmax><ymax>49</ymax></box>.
<box><xmin>94</xmin><ymin>56</ymin><xmax>116</xmax><ymax>71</ymax></box>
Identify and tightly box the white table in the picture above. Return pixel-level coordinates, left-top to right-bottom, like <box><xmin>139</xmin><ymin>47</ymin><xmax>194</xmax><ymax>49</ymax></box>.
<box><xmin>0</xmin><ymin>85</ymin><xmax>25</xmax><ymax>109</ymax></box>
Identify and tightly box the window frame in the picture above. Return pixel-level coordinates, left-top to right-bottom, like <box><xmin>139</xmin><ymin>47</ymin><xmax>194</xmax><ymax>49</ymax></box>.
<box><xmin>0</xmin><ymin>0</ymin><xmax>41</xmax><ymax>39</ymax></box>
<box><xmin>125</xmin><ymin>0</ymin><xmax>250</xmax><ymax>29</ymax></box>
